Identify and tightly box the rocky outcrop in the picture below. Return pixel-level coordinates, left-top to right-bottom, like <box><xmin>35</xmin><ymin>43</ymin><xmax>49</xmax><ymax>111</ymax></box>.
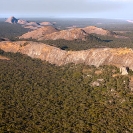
<box><xmin>1</xmin><ymin>41</ymin><xmax>133</xmax><ymax>70</ymax></box>
<box><xmin>82</xmin><ymin>26</ymin><xmax>128</xmax><ymax>39</ymax></box>
<box><xmin>19</xmin><ymin>26</ymin><xmax>58</xmax><ymax>40</ymax></box>
<box><xmin>5</xmin><ymin>16</ymin><xmax>28</xmax><ymax>24</ymax></box>
<box><xmin>120</xmin><ymin>67</ymin><xmax>128</xmax><ymax>75</ymax></box>
<box><xmin>5</xmin><ymin>16</ymin><xmax>18</xmax><ymax>24</ymax></box>
<box><xmin>0</xmin><ymin>55</ymin><xmax>10</xmax><ymax>60</ymax></box>
<box><xmin>19</xmin><ymin>25</ymin><xmax>128</xmax><ymax>41</ymax></box>
<box><xmin>17</xmin><ymin>19</ymin><xmax>28</xmax><ymax>25</ymax></box>
<box><xmin>40</xmin><ymin>28</ymin><xmax>88</xmax><ymax>41</ymax></box>
<box><xmin>20</xmin><ymin>27</ymin><xmax>89</xmax><ymax>41</ymax></box>
<box><xmin>5</xmin><ymin>16</ymin><xmax>53</xmax><ymax>29</ymax></box>
<box><xmin>82</xmin><ymin>26</ymin><xmax>114</xmax><ymax>36</ymax></box>
<box><xmin>40</xmin><ymin>22</ymin><xmax>53</xmax><ymax>26</ymax></box>
<box><xmin>25</xmin><ymin>22</ymin><xmax>40</xmax><ymax>27</ymax></box>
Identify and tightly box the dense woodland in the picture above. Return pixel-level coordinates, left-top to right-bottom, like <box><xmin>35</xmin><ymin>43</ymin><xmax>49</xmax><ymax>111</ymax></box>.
<box><xmin>0</xmin><ymin>50</ymin><xmax>133</xmax><ymax>133</ymax></box>
<box><xmin>40</xmin><ymin>36</ymin><xmax>133</xmax><ymax>51</ymax></box>
<box><xmin>0</xmin><ymin>20</ymin><xmax>133</xmax><ymax>132</ymax></box>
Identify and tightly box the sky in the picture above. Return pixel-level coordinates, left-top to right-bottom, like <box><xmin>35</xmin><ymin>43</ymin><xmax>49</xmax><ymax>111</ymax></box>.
<box><xmin>0</xmin><ymin>0</ymin><xmax>133</xmax><ymax>19</ymax></box>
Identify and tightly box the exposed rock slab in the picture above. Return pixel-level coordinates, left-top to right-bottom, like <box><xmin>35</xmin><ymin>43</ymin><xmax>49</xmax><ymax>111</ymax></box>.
<box><xmin>82</xmin><ymin>26</ymin><xmax>128</xmax><ymax>39</ymax></box>
<box><xmin>0</xmin><ymin>55</ymin><xmax>10</xmax><ymax>60</ymax></box>
<box><xmin>40</xmin><ymin>28</ymin><xmax>88</xmax><ymax>41</ymax></box>
<box><xmin>19</xmin><ymin>25</ymin><xmax>128</xmax><ymax>41</ymax></box>
<box><xmin>40</xmin><ymin>22</ymin><xmax>53</xmax><ymax>26</ymax></box>
<box><xmin>82</xmin><ymin>26</ymin><xmax>114</xmax><ymax>36</ymax></box>
<box><xmin>19</xmin><ymin>26</ymin><xmax>58</xmax><ymax>40</ymax></box>
<box><xmin>0</xmin><ymin>41</ymin><xmax>133</xmax><ymax>70</ymax></box>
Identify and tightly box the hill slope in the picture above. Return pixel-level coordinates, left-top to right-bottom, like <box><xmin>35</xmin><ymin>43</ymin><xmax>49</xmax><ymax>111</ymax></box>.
<box><xmin>5</xmin><ymin>16</ymin><xmax>53</xmax><ymax>29</ymax></box>
<box><xmin>19</xmin><ymin>26</ymin><xmax>58</xmax><ymax>40</ymax></box>
<box><xmin>0</xmin><ymin>41</ymin><xmax>133</xmax><ymax>70</ymax></box>
<box><xmin>82</xmin><ymin>26</ymin><xmax>115</xmax><ymax>36</ymax></box>
<box><xmin>39</xmin><ymin>28</ymin><xmax>88</xmax><ymax>40</ymax></box>
<box><xmin>19</xmin><ymin>25</ymin><xmax>128</xmax><ymax>41</ymax></box>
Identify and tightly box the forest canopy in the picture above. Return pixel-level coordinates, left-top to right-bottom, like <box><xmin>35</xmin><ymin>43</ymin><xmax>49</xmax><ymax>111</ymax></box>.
<box><xmin>0</xmin><ymin>50</ymin><xmax>133</xmax><ymax>133</ymax></box>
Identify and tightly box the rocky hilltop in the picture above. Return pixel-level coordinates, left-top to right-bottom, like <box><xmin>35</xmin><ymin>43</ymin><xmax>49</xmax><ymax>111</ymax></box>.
<box><xmin>19</xmin><ymin>25</ymin><xmax>128</xmax><ymax>41</ymax></box>
<box><xmin>5</xmin><ymin>16</ymin><xmax>28</xmax><ymax>24</ymax></box>
<box><xmin>19</xmin><ymin>26</ymin><xmax>58</xmax><ymax>40</ymax></box>
<box><xmin>5</xmin><ymin>16</ymin><xmax>19</xmax><ymax>24</ymax></box>
<box><xmin>39</xmin><ymin>28</ymin><xmax>88</xmax><ymax>41</ymax></box>
<box><xmin>0</xmin><ymin>41</ymin><xmax>133</xmax><ymax>70</ymax></box>
<box><xmin>19</xmin><ymin>27</ymin><xmax>89</xmax><ymax>41</ymax></box>
<box><xmin>82</xmin><ymin>26</ymin><xmax>115</xmax><ymax>36</ymax></box>
<box><xmin>5</xmin><ymin>16</ymin><xmax>53</xmax><ymax>29</ymax></box>
<box><xmin>82</xmin><ymin>26</ymin><xmax>128</xmax><ymax>39</ymax></box>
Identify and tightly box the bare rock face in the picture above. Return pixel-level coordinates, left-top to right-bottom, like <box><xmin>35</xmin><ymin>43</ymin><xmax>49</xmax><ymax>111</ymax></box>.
<box><xmin>40</xmin><ymin>22</ymin><xmax>53</xmax><ymax>26</ymax></box>
<box><xmin>82</xmin><ymin>26</ymin><xmax>113</xmax><ymax>36</ymax></box>
<box><xmin>19</xmin><ymin>26</ymin><xmax>58</xmax><ymax>40</ymax></box>
<box><xmin>5</xmin><ymin>16</ymin><xmax>28</xmax><ymax>24</ymax></box>
<box><xmin>120</xmin><ymin>67</ymin><xmax>128</xmax><ymax>75</ymax></box>
<box><xmin>17</xmin><ymin>19</ymin><xmax>28</xmax><ymax>25</ymax></box>
<box><xmin>19</xmin><ymin>25</ymin><xmax>128</xmax><ymax>41</ymax></box>
<box><xmin>1</xmin><ymin>41</ymin><xmax>133</xmax><ymax>70</ymax></box>
<box><xmin>82</xmin><ymin>26</ymin><xmax>128</xmax><ymax>39</ymax></box>
<box><xmin>20</xmin><ymin>27</ymin><xmax>89</xmax><ymax>41</ymax></box>
<box><xmin>22</xmin><ymin>26</ymin><xmax>39</xmax><ymax>30</ymax></box>
<box><xmin>25</xmin><ymin>22</ymin><xmax>40</xmax><ymax>27</ymax></box>
<box><xmin>0</xmin><ymin>55</ymin><xmax>10</xmax><ymax>60</ymax></box>
<box><xmin>5</xmin><ymin>16</ymin><xmax>18</xmax><ymax>24</ymax></box>
<box><xmin>41</xmin><ymin>28</ymin><xmax>88</xmax><ymax>41</ymax></box>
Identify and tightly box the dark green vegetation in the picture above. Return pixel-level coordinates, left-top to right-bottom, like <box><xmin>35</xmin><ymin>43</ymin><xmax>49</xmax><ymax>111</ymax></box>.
<box><xmin>40</xmin><ymin>36</ymin><xmax>133</xmax><ymax>51</ymax></box>
<box><xmin>0</xmin><ymin>22</ymin><xmax>29</xmax><ymax>40</ymax></box>
<box><xmin>0</xmin><ymin>50</ymin><xmax>133</xmax><ymax>133</ymax></box>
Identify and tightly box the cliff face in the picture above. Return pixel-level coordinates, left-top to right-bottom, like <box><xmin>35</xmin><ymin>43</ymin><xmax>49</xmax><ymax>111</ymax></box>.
<box><xmin>0</xmin><ymin>41</ymin><xmax>133</xmax><ymax>70</ymax></box>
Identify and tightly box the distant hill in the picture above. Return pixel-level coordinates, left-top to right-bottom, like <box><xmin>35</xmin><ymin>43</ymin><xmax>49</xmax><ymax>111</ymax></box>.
<box><xmin>19</xmin><ymin>26</ymin><xmax>101</xmax><ymax>41</ymax></box>
<box><xmin>19</xmin><ymin>26</ymin><xmax>58</xmax><ymax>40</ymax></box>
<box><xmin>82</xmin><ymin>26</ymin><xmax>116</xmax><ymax>36</ymax></box>
<box><xmin>40</xmin><ymin>28</ymin><xmax>88</xmax><ymax>41</ymax></box>
<box><xmin>40</xmin><ymin>22</ymin><xmax>53</xmax><ymax>26</ymax></box>
<box><xmin>5</xmin><ymin>16</ymin><xmax>53</xmax><ymax>29</ymax></box>
<box><xmin>19</xmin><ymin>25</ymin><xmax>128</xmax><ymax>41</ymax></box>
<box><xmin>81</xmin><ymin>26</ymin><xmax>129</xmax><ymax>39</ymax></box>
<box><xmin>5</xmin><ymin>16</ymin><xmax>28</xmax><ymax>24</ymax></box>
<box><xmin>5</xmin><ymin>16</ymin><xmax>19</xmax><ymax>24</ymax></box>
<box><xmin>127</xmin><ymin>20</ymin><xmax>133</xmax><ymax>23</ymax></box>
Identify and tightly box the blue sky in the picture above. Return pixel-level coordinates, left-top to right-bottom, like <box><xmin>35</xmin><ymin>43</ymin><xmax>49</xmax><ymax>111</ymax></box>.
<box><xmin>0</xmin><ymin>0</ymin><xmax>133</xmax><ymax>19</ymax></box>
